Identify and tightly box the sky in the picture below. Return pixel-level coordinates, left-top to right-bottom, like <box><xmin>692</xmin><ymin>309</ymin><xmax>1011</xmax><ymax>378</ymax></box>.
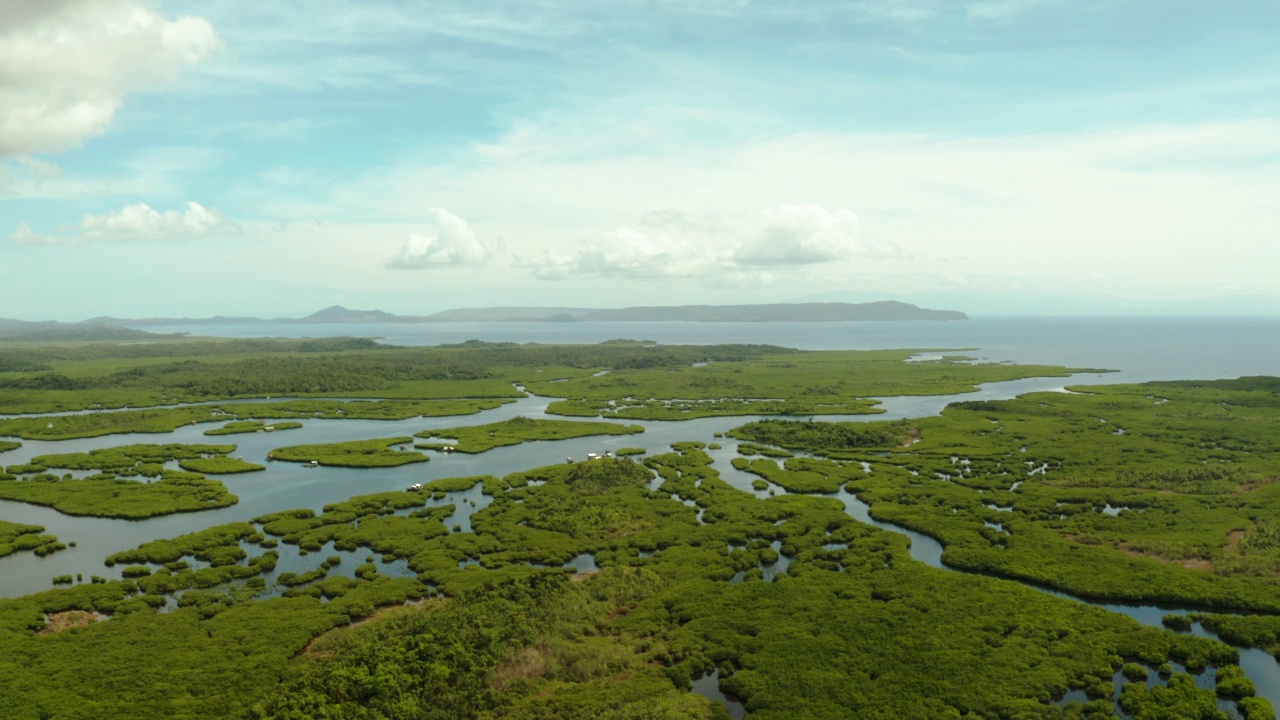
<box><xmin>2</xmin><ymin>0</ymin><xmax>1279</xmax><ymax>321</ymax></box>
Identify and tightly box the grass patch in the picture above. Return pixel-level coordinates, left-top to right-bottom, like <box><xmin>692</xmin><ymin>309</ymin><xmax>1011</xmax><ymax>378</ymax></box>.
<box><xmin>178</xmin><ymin>457</ymin><xmax>265</xmax><ymax>474</ymax></box>
<box><xmin>424</xmin><ymin>476</ymin><xmax>485</xmax><ymax>492</ymax></box>
<box><xmin>204</xmin><ymin>420</ymin><xmax>303</xmax><ymax>436</ymax></box>
<box><xmin>5</xmin><ymin>463</ymin><xmax>46</xmax><ymax>474</ymax></box>
<box><xmin>0</xmin><ymin>470</ymin><xmax>237</xmax><ymax>519</ymax></box>
<box><xmin>271</xmin><ymin>438</ymin><xmax>427</xmax><ymax>468</ymax></box>
<box><xmin>0</xmin><ymin>399</ymin><xmax>516</xmax><ymax>441</ymax></box>
<box><xmin>33</xmin><ymin>444</ymin><xmax>239</xmax><ymax>475</ymax></box>
<box><xmin>416</xmin><ymin>416</ymin><xmax>643</xmax><ymax>453</ymax></box>
<box><xmin>0</xmin><ymin>520</ymin><xmax>64</xmax><ymax>559</ymax></box>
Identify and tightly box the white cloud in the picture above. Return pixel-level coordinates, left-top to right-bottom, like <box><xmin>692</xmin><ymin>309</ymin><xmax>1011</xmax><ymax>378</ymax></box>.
<box><xmin>0</xmin><ymin>0</ymin><xmax>221</xmax><ymax>156</ymax></box>
<box><xmin>81</xmin><ymin>202</ymin><xmax>237</xmax><ymax>241</ymax></box>
<box><xmin>384</xmin><ymin>209</ymin><xmax>490</xmax><ymax>269</ymax></box>
<box><xmin>527</xmin><ymin>205</ymin><xmax>897</xmax><ymax>281</ymax></box>
<box><xmin>16</xmin><ymin>157</ymin><xmax>63</xmax><ymax>179</ymax></box>
<box><xmin>10</xmin><ymin>222</ymin><xmax>59</xmax><ymax>245</ymax></box>
<box><xmin>528</xmin><ymin>227</ymin><xmax>718</xmax><ymax>280</ymax></box>
<box><xmin>236</xmin><ymin>113</ymin><xmax>1280</xmax><ymax>301</ymax></box>
<box><xmin>733</xmin><ymin>204</ymin><xmax>898</xmax><ymax>266</ymax></box>
<box><xmin>11</xmin><ymin>201</ymin><xmax>238</xmax><ymax>245</ymax></box>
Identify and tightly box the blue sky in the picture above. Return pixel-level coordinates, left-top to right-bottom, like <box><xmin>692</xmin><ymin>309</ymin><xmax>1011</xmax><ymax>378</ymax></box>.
<box><xmin>2</xmin><ymin>0</ymin><xmax>1279</xmax><ymax>320</ymax></box>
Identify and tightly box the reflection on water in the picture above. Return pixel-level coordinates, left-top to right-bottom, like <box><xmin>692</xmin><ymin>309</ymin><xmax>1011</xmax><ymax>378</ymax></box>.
<box><xmin>691</xmin><ymin>669</ymin><xmax>746</xmax><ymax>720</ymax></box>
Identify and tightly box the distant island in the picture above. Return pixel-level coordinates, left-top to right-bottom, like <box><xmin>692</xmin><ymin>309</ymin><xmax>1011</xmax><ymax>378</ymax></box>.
<box><xmin>60</xmin><ymin>301</ymin><xmax>966</xmax><ymax>328</ymax></box>
<box><xmin>417</xmin><ymin>301</ymin><xmax>966</xmax><ymax>322</ymax></box>
<box><xmin>0</xmin><ymin>319</ymin><xmax>183</xmax><ymax>342</ymax></box>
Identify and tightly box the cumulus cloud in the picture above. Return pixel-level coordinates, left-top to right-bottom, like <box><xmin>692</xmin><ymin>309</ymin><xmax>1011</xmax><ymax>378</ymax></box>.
<box><xmin>11</xmin><ymin>201</ymin><xmax>238</xmax><ymax>244</ymax></box>
<box><xmin>385</xmin><ymin>209</ymin><xmax>491</xmax><ymax>269</ymax></box>
<box><xmin>733</xmin><ymin>204</ymin><xmax>860</xmax><ymax>266</ymax></box>
<box><xmin>0</xmin><ymin>0</ymin><xmax>221</xmax><ymax>156</ymax></box>
<box><xmin>528</xmin><ymin>204</ymin><xmax>902</xmax><ymax>282</ymax></box>
<box><xmin>81</xmin><ymin>202</ymin><xmax>237</xmax><ymax>241</ymax></box>
<box><xmin>734</xmin><ymin>204</ymin><xmax>899</xmax><ymax>265</ymax></box>
<box><xmin>10</xmin><ymin>222</ymin><xmax>58</xmax><ymax>245</ymax></box>
<box><xmin>528</xmin><ymin>227</ymin><xmax>718</xmax><ymax>280</ymax></box>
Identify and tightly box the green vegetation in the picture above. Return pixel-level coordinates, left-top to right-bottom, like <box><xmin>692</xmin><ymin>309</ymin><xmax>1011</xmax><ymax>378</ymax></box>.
<box><xmin>0</xmin><ymin>338</ymin><xmax>784</xmax><ymax>414</ymax></box>
<box><xmin>3</xmin><ymin>444</ymin><xmax>251</xmax><ymax>514</ymax></box>
<box><xmin>5</xmin><ymin>338</ymin><xmax>1280</xmax><ymax>718</ymax></box>
<box><xmin>0</xmin><ymin>340</ymin><xmax>1090</xmax><ymax>427</ymax></box>
<box><xmin>0</xmin><ymin>399</ymin><xmax>514</xmax><ymax>441</ymax></box>
<box><xmin>416</xmin><ymin>416</ymin><xmax>644</xmax><ymax>453</ymax></box>
<box><xmin>731</xmin><ymin>456</ymin><xmax>847</xmax><ymax>493</ymax></box>
<box><xmin>424</xmin><ymin>476</ymin><xmax>486</xmax><ymax>492</ymax></box>
<box><xmin>548</xmin><ymin>396</ymin><xmax>883</xmax><ymax>420</ymax></box>
<box><xmin>1</xmin><ymin>445</ymin><xmax>1256</xmax><ymax>719</ymax></box>
<box><xmin>0</xmin><ymin>441</ymin><xmax>19</xmax><ymax>453</ymax></box>
<box><xmin>178</xmin><ymin>457</ymin><xmax>265</xmax><ymax>474</ymax></box>
<box><xmin>0</xmin><ymin>520</ymin><xmax>63</xmax><ymax>558</ymax></box>
<box><xmin>270</xmin><ymin>437</ymin><xmax>427</xmax><ymax>468</ymax></box>
<box><xmin>105</xmin><ymin>523</ymin><xmax>258</xmax><ymax>566</ymax></box>
<box><xmin>1117</xmin><ymin>673</ymin><xmax>1234</xmax><ymax>718</ymax></box>
<box><xmin>734</xmin><ymin>441</ymin><xmax>793</xmax><ymax>458</ymax></box>
<box><xmin>32</xmin><ymin>443</ymin><xmax>238</xmax><ymax>474</ymax></box>
<box><xmin>732</xmin><ymin>378</ymin><xmax>1280</xmax><ymax>615</ymax></box>
<box><xmin>0</xmin><ymin>470</ymin><xmax>236</xmax><ymax>519</ymax></box>
<box><xmin>615</xmin><ymin>447</ymin><xmax>646</xmax><ymax>456</ymax></box>
<box><xmin>532</xmin><ymin>349</ymin><xmax>1100</xmax><ymax>421</ymax></box>
<box><xmin>0</xmin><ymin>577</ymin><xmax>423</xmax><ymax>719</ymax></box>
<box><xmin>730</xmin><ymin>418</ymin><xmax>916</xmax><ymax>454</ymax></box>
<box><xmin>204</xmin><ymin>420</ymin><xmax>303</xmax><ymax>435</ymax></box>
<box><xmin>255</xmin><ymin>573</ymin><xmax>721</xmax><ymax>720</ymax></box>
<box><xmin>565</xmin><ymin>457</ymin><xmax>653</xmax><ymax>495</ymax></box>
<box><xmin>6</xmin><ymin>463</ymin><xmax>46</xmax><ymax>474</ymax></box>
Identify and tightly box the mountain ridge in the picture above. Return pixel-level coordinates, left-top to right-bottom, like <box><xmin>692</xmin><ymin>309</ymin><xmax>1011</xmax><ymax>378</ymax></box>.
<box><xmin>47</xmin><ymin>301</ymin><xmax>967</xmax><ymax>326</ymax></box>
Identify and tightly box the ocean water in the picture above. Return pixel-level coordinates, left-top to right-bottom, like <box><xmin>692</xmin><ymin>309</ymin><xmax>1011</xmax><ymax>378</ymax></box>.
<box><xmin>140</xmin><ymin>315</ymin><xmax>1280</xmax><ymax>384</ymax></box>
